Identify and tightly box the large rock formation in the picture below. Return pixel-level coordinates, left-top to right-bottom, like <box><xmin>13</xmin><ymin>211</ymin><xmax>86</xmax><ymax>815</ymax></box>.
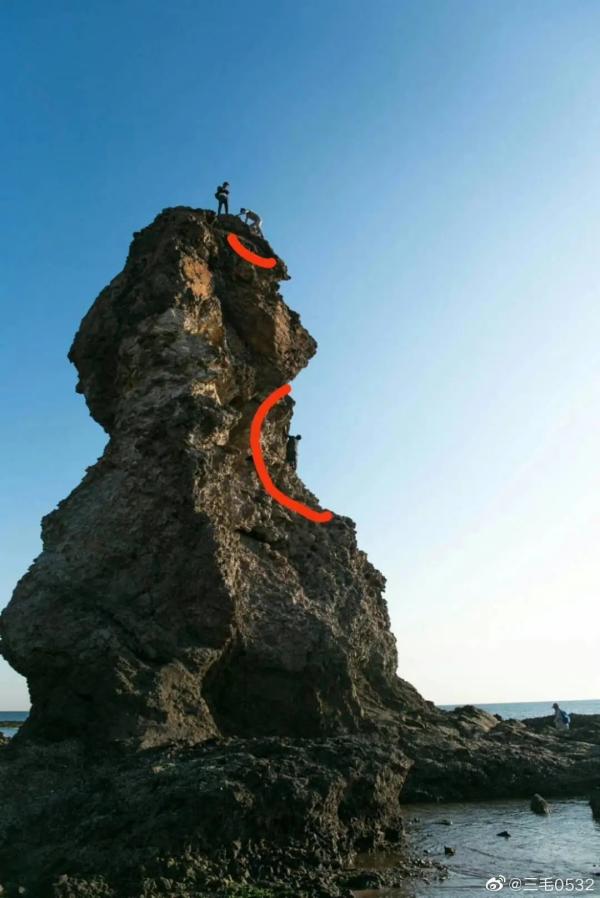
<box><xmin>2</xmin><ymin>209</ymin><xmax>600</xmax><ymax>898</ymax></box>
<box><xmin>0</xmin><ymin>207</ymin><xmax>424</xmax><ymax>749</ymax></box>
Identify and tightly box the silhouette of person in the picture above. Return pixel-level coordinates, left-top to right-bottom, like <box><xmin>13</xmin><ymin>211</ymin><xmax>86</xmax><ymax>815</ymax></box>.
<box><xmin>286</xmin><ymin>434</ymin><xmax>301</xmax><ymax>470</ymax></box>
<box><xmin>215</xmin><ymin>182</ymin><xmax>230</xmax><ymax>215</ymax></box>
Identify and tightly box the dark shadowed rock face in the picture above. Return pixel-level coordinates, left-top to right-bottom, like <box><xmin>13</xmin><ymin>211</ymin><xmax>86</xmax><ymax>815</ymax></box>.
<box><xmin>0</xmin><ymin>207</ymin><xmax>424</xmax><ymax>748</ymax></box>
<box><xmin>0</xmin><ymin>735</ymin><xmax>429</xmax><ymax>898</ymax></box>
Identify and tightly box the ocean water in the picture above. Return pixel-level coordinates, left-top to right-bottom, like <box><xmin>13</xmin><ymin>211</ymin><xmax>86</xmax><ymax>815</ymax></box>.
<box><xmin>0</xmin><ymin>710</ymin><xmax>28</xmax><ymax>738</ymax></box>
<box><xmin>355</xmin><ymin>798</ymin><xmax>600</xmax><ymax>896</ymax></box>
<box><xmin>439</xmin><ymin>699</ymin><xmax>600</xmax><ymax>721</ymax></box>
<box><xmin>353</xmin><ymin>697</ymin><xmax>600</xmax><ymax>897</ymax></box>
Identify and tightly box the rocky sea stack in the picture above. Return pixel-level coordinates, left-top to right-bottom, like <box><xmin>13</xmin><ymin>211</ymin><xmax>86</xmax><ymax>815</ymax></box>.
<box><xmin>2</xmin><ymin>208</ymin><xmax>600</xmax><ymax>898</ymax></box>
<box><xmin>1</xmin><ymin>206</ymin><xmax>424</xmax><ymax>749</ymax></box>
<box><xmin>0</xmin><ymin>208</ymin><xmax>430</xmax><ymax>897</ymax></box>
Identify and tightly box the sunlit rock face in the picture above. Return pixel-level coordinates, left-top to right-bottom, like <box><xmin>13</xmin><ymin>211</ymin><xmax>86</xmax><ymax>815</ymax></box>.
<box><xmin>0</xmin><ymin>207</ymin><xmax>425</xmax><ymax>748</ymax></box>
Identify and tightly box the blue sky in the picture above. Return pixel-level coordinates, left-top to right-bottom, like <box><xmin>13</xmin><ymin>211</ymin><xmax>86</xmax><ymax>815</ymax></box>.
<box><xmin>1</xmin><ymin>0</ymin><xmax>599</xmax><ymax>709</ymax></box>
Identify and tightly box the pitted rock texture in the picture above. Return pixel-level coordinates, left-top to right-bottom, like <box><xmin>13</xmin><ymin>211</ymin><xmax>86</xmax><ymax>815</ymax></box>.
<box><xmin>397</xmin><ymin>707</ymin><xmax>600</xmax><ymax>802</ymax></box>
<box><xmin>0</xmin><ymin>207</ymin><xmax>425</xmax><ymax>748</ymax></box>
<box><xmin>0</xmin><ymin>735</ymin><xmax>432</xmax><ymax>898</ymax></box>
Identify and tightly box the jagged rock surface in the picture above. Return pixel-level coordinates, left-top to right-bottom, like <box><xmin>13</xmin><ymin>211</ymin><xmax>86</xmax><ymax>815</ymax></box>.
<box><xmin>397</xmin><ymin>707</ymin><xmax>600</xmax><ymax>802</ymax></box>
<box><xmin>0</xmin><ymin>735</ymin><xmax>440</xmax><ymax>898</ymax></box>
<box><xmin>0</xmin><ymin>207</ymin><xmax>424</xmax><ymax>748</ymax></box>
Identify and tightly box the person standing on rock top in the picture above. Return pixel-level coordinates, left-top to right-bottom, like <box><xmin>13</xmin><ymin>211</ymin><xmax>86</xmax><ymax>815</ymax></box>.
<box><xmin>286</xmin><ymin>434</ymin><xmax>301</xmax><ymax>470</ymax></box>
<box><xmin>215</xmin><ymin>181</ymin><xmax>230</xmax><ymax>215</ymax></box>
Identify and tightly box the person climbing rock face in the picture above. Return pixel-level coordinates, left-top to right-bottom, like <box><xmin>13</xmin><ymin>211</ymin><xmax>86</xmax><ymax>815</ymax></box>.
<box><xmin>239</xmin><ymin>207</ymin><xmax>263</xmax><ymax>237</ymax></box>
<box><xmin>552</xmin><ymin>702</ymin><xmax>570</xmax><ymax>732</ymax></box>
<box><xmin>215</xmin><ymin>181</ymin><xmax>230</xmax><ymax>215</ymax></box>
<box><xmin>286</xmin><ymin>434</ymin><xmax>301</xmax><ymax>470</ymax></box>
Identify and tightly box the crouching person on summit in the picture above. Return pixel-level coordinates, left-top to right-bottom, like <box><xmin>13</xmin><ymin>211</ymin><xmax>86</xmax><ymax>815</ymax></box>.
<box><xmin>239</xmin><ymin>207</ymin><xmax>263</xmax><ymax>237</ymax></box>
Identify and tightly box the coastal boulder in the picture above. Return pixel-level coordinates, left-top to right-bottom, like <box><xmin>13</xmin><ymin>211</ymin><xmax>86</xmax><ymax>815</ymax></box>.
<box><xmin>530</xmin><ymin>793</ymin><xmax>550</xmax><ymax>815</ymax></box>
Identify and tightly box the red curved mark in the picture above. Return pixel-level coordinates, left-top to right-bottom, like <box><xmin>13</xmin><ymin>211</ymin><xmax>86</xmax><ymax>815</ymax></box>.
<box><xmin>250</xmin><ymin>384</ymin><xmax>334</xmax><ymax>524</ymax></box>
<box><xmin>227</xmin><ymin>233</ymin><xmax>277</xmax><ymax>269</ymax></box>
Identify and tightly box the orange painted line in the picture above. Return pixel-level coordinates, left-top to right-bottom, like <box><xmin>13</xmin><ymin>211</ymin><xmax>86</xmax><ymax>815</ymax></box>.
<box><xmin>250</xmin><ymin>384</ymin><xmax>334</xmax><ymax>524</ymax></box>
<box><xmin>227</xmin><ymin>233</ymin><xmax>277</xmax><ymax>269</ymax></box>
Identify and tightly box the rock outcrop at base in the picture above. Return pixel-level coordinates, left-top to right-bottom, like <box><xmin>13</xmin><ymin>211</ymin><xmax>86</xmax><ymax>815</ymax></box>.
<box><xmin>0</xmin><ymin>735</ymin><xmax>428</xmax><ymax>898</ymax></box>
<box><xmin>0</xmin><ymin>207</ymin><xmax>424</xmax><ymax>749</ymax></box>
<box><xmin>398</xmin><ymin>707</ymin><xmax>600</xmax><ymax>803</ymax></box>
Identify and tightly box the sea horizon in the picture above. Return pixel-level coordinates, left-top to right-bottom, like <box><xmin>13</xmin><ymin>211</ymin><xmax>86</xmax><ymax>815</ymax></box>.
<box><xmin>439</xmin><ymin>697</ymin><xmax>600</xmax><ymax>720</ymax></box>
<box><xmin>3</xmin><ymin>699</ymin><xmax>600</xmax><ymax>717</ymax></box>
<box><xmin>2</xmin><ymin>697</ymin><xmax>600</xmax><ymax>737</ymax></box>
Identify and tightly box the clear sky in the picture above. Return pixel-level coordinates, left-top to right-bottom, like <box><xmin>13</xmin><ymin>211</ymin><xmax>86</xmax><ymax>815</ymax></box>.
<box><xmin>1</xmin><ymin>0</ymin><xmax>599</xmax><ymax>710</ymax></box>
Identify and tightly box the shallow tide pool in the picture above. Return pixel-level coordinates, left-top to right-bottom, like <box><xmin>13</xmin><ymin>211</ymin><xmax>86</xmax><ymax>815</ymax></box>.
<box><xmin>355</xmin><ymin>798</ymin><xmax>600</xmax><ymax>897</ymax></box>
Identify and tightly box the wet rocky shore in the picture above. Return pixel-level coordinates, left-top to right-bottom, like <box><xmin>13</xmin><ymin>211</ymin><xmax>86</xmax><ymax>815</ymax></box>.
<box><xmin>1</xmin><ymin>711</ymin><xmax>598</xmax><ymax>896</ymax></box>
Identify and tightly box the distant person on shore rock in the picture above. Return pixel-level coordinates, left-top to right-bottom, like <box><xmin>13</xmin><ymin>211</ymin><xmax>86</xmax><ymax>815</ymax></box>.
<box><xmin>239</xmin><ymin>207</ymin><xmax>263</xmax><ymax>236</ymax></box>
<box><xmin>552</xmin><ymin>702</ymin><xmax>570</xmax><ymax>732</ymax></box>
<box><xmin>215</xmin><ymin>181</ymin><xmax>230</xmax><ymax>215</ymax></box>
<box><xmin>286</xmin><ymin>434</ymin><xmax>301</xmax><ymax>470</ymax></box>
